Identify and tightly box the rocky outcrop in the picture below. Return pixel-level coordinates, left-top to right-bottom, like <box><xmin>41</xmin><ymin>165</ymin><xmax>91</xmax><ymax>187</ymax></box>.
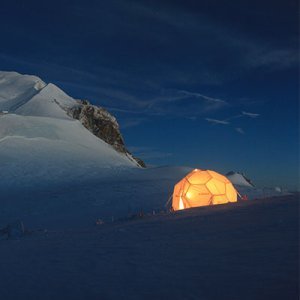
<box><xmin>67</xmin><ymin>100</ymin><xmax>145</xmax><ymax>167</ymax></box>
<box><xmin>132</xmin><ymin>156</ymin><xmax>146</xmax><ymax>168</ymax></box>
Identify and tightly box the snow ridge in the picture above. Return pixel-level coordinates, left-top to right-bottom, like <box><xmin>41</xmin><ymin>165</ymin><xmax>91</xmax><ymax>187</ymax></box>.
<box><xmin>0</xmin><ymin>71</ymin><xmax>140</xmax><ymax>176</ymax></box>
<box><xmin>0</xmin><ymin>71</ymin><xmax>46</xmax><ymax>112</ymax></box>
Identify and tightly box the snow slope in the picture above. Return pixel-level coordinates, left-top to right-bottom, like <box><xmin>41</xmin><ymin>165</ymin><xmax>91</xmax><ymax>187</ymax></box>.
<box><xmin>0</xmin><ymin>195</ymin><xmax>298</xmax><ymax>300</ymax></box>
<box><xmin>0</xmin><ymin>71</ymin><xmax>46</xmax><ymax>112</ymax></box>
<box><xmin>0</xmin><ymin>114</ymin><xmax>137</xmax><ymax>182</ymax></box>
<box><xmin>15</xmin><ymin>83</ymin><xmax>75</xmax><ymax>119</ymax></box>
<box><xmin>0</xmin><ymin>71</ymin><xmax>139</xmax><ymax>175</ymax></box>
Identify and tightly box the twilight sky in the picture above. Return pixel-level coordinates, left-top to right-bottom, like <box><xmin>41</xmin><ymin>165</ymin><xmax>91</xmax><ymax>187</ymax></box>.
<box><xmin>0</xmin><ymin>0</ymin><xmax>299</xmax><ymax>189</ymax></box>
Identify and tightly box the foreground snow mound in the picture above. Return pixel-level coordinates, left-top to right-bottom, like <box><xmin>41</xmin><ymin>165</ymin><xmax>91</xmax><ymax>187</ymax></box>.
<box><xmin>0</xmin><ymin>196</ymin><xmax>298</xmax><ymax>300</ymax></box>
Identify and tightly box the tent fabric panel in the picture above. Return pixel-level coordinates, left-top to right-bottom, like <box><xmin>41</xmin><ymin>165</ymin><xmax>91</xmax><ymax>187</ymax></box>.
<box><xmin>184</xmin><ymin>195</ymin><xmax>212</xmax><ymax>207</ymax></box>
<box><xmin>173</xmin><ymin>180</ymin><xmax>183</xmax><ymax>197</ymax></box>
<box><xmin>187</xmin><ymin>170</ymin><xmax>211</xmax><ymax>185</ymax></box>
<box><xmin>206</xmin><ymin>178</ymin><xmax>226</xmax><ymax>195</ymax></box>
<box><xmin>172</xmin><ymin>180</ymin><xmax>183</xmax><ymax>210</ymax></box>
<box><xmin>172</xmin><ymin>178</ymin><xmax>190</xmax><ymax>210</ymax></box>
<box><xmin>212</xmin><ymin>195</ymin><xmax>228</xmax><ymax>205</ymax></box>
<box><xmin>207</xmin><ymin>170</ymin><xmax>229</xmax><ymax>183</ymax></box>
<box><xmin>184</xmin><ymin>185</ymin><xmax>212</xmax><ymax>207</ymax></box>
<box><xmin>187</xmin><ymin>184</ymin><xmax>211</xmax><ymax>195</ymax></box>
<box><xmin>225</xmin><ymin>183</ymin><xmax>238</xmax><ymax>202</ymax></box>
<box><xmin>181</xmin><ymin>196</ymin><xmax>191</xmax><ymax>209</ymax></box>
<box><xmin>181</xmin><ymin>179</ymin><xmax>190</xmax><ymax>197</ymax></box>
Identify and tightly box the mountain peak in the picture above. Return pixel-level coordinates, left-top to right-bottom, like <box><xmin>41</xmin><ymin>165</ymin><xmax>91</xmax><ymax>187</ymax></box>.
<box><xmin>0</xmin><ymin>70</ymin><xmax>145</xmax><ymax>169</ymax></box>
<box><xmin>226</xmin><ymin>171</ymin><xmax>254</xmax><ymax>187</ymax></box>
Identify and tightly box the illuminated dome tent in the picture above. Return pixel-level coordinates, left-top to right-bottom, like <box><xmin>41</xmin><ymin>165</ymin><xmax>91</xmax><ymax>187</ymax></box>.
<box><xmin>172</xmin><ymin>169</ymin><xmax>237</xmax><ymax>211</ymax></box>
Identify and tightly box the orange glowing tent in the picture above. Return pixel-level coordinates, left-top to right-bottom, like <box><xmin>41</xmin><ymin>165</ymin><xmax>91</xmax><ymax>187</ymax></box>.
<box><xmin>172</xmin><ymin>169</ymin><xmax>237</xmax><ymax>211</ymax></box>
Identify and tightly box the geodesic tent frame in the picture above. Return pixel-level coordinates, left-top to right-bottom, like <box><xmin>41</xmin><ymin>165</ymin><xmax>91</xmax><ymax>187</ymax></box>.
<box><xmin>172</xmin><ymin>169</ymin><xmax>237</xmax><ymax>211</ymax></box>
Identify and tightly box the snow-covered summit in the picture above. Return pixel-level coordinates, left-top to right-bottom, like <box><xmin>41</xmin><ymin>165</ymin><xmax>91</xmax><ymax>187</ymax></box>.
<box><xmin>0</xmin><ymin>71</ymin><xmax>143</xmax><ymax>178</ymax></box>
<box><xmin>0</xmin><ymin>71</ymin><xmax>46</xmax><ymax>112</ymax></box>
<box><xmin>14</xmin><ymin>83</ymin><xmax>77</xmax><ymax>119</ymax></box>
<box><xmin>0</xmin><ymin>71</ymin><xmax>144</xmax><ymax>166</ymax></box>
<box><xmin>226</xmin><ymin>171</ymin><xmax>254</xmax><ymax>187</ymax></box>
<box><xmin>0</xmin><ymin>71</ymin><xmax>76</xmax><ymax>118</ymax></box>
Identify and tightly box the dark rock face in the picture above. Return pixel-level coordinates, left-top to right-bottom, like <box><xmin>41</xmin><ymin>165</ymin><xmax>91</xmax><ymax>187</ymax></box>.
<box><xmin>68</xmin><ymin>100</ymin><xmax>145</xmax><ymax>167</ymax></box>
<box><xmin>132</xmin><ymin>156</ymin><xmax>146</xmax><ymax>168</ymax></box>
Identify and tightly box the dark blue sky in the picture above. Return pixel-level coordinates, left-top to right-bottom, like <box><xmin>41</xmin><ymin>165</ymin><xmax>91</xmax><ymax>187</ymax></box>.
<box><xmin>0</xmin><ymin>0</ymin><xmax>299</xmax><ymax>189</ymax></box>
